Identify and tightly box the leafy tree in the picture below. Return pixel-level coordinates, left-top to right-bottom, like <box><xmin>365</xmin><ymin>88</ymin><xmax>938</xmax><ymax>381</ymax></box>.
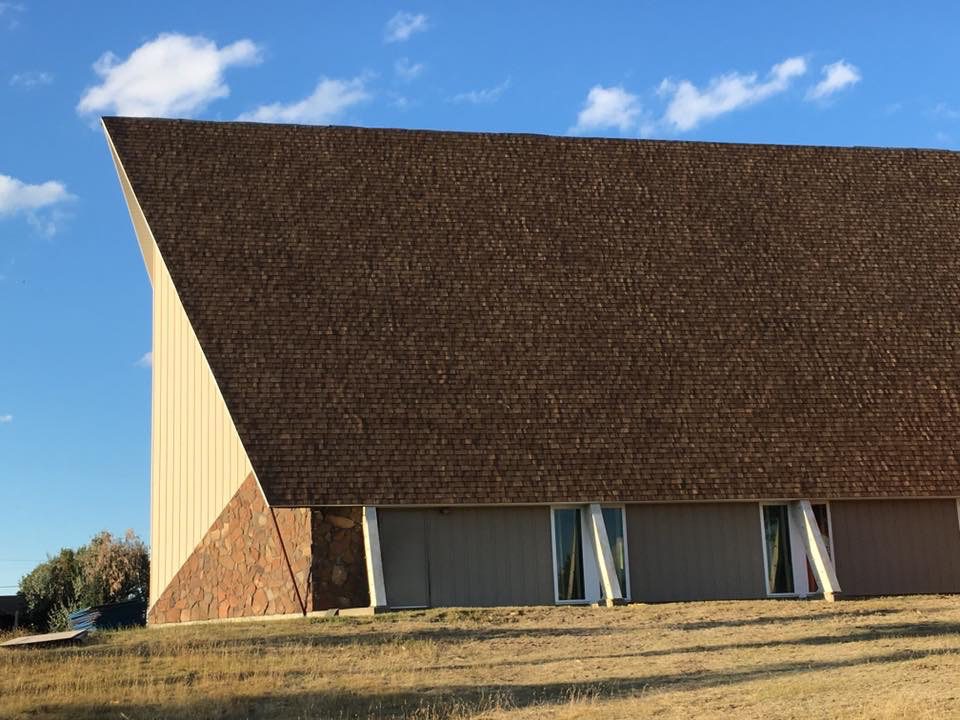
<box><xmin>18</xmin><ymin>530</ymin><xmax>149</xmax><ymax>631</ymax></box>
<box><xmin>18</xmin><ymin>548</ymin><xmax>81</xmax><ymax>632</ymax></box>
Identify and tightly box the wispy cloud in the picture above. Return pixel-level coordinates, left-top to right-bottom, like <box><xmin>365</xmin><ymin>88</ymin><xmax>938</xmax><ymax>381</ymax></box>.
<box><xmin>77</xmin><ymin>33</ymin><xmax>261</xmax><ymax>118</ymax></box>
<box><xmin>571</xmin><ymin>85</ymin><xmax>643</xmax><ymax>134</ymax></box>
<box><xmin>806</xmin><ymin>60</ymin><xmax>860</xmax><ymax>101</ymax></box>
<box><xmin>659</xmin><ymin>56</ymin><xmax>807</xmax><ymax>132</ymax></box>
<box><xmin>0</xmin><ymin>414</ymin><xmax>12</xmax><ymax>424</ymax></box>
<box><xmin>10</xmin><ymin>71</ymin><xmax>52</xmax><ymax>87</ymax></box>
<box><xmin>0</xmin><ymin>2</ymin><xmax>23</xmax><ymax>29</ymax></box>
<box><xmin>239</xmin><ymin>76</ymin><xmax>371</xmax><ymax>124</ymax></box>
<box><xmin>385</xmin><ymin>11</ymin><xmax>428</xmax><ymax>43</ymax></box>
<box><xmin>450</xmin><ymin>77</ymin><xmax>511</xmax><ymax>105</ymax></box>
<box><xmin>394</xmin><ymin>57</ymin><xmax>424</xmax><ymax>82</ymax></box>
<box><xmin>135</xmin><ymin>351</ymin><xmax>152</xmax><ymax>368</ymax></box>
<box><xmin>389</xmin><ymin>93</ymin><xmax>414</xmax><ymax>110</ymax></box>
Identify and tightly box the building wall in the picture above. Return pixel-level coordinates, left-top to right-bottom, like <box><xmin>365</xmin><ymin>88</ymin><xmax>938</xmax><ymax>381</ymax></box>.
<box><xmin>625</xmin><ymin>503</ymin><xmax>767</xmax><ymax>602</ymax></box>
<box><xmin>149</xmin><ymin>245</ymin><xmax>254</xmax><ymax>609</ymax></box>
<box><xmin>110</xmin><ymin>130</ymin><xmax>256</xmax><ymax>613</ymax></box>
<box><xmin>831</xmin><ymin>499</ymin><xmax>960</xmax><ymax>596</ymax></box>
<box><xmin>379</xmin><ymin>507</ymin><xmax>554</xmax><ymax>608</ymax></box>
<box><xmin>149</xmin><ymin>474</ymin><xmax>311</xmax><ymax>624</ymax></box>
<box><xmin>312</xmin><ymin>508</ymin><xmax>369</xmax><ymax>610</ymax></box>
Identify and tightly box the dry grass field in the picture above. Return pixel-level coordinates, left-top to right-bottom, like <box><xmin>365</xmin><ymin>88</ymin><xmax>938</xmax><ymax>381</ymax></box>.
<box><xmin>2</xmin><ymin>597</ymin><xmax>960</xmax><ymax>719</ymax></box>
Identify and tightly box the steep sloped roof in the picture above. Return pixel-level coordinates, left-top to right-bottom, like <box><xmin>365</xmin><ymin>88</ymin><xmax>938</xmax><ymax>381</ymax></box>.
<box><xmin>104</xmin><ymin>116</ymin><xmax>960</xmax><ymax>505</ymax></box>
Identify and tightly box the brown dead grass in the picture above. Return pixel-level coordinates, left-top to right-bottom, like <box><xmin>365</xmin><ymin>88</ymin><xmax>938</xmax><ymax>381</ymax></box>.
<box><xmin>2</xmin><ymin>597</ymin><xmax>960</xmax><ymax>719</ymax></box>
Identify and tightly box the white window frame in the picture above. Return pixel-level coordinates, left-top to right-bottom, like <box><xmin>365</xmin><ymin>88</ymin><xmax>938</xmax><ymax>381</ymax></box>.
<box><xmin>759</xmin><ymin>500</ymin><xmax>833</xmax><ymax>598</ymax></box>
<box><xmin>600</xmin><ymin>504</ymin><xmax>631</xmax><ymax>601</ymax></box>
<box><xmin>550</xmin><ymin>505</ymin><xmax>600</xmax><ymax>605</ymax></box>
<box><xmin>759</xmin><ymin>501</ymin><xmax>801</xmax><ymax>598</ymax></box>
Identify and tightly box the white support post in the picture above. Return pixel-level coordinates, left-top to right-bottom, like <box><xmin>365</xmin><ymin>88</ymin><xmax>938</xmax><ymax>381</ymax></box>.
<box><xmin>790</xmin><ymin>500</ymin><xmax>841</xmax><ymax>602</ymax></box>
<box><xmin>586</xmin><ymin>503</ymin><xmax>624</xmax><ymax>607</ymax></box>
<box><xmin>362</xmin><ymin>506</ymin><xmax>387</xmax><ymax>609</ymax></box>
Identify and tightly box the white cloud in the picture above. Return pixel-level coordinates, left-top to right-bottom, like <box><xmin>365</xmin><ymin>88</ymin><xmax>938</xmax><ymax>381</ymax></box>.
<box><xmin>385</xmin><ymin>11</ymin><xmax>428</xmax><ymax>43</ymax></box>
<box><xmin>0</xmin><ymin>174</ymin><xmax>73</xmax><ymax>236</ymax></box>
<box><xmin>806</xmin><ymin>60</ymin><xmax>861</xmax><ymax>101</ymax></box>
<box><xmin>135</xmin><ymin>351</ymin><xmax>152</xmax><ymax>368</ymax></box>
<box><xmin>239</xmin><ymin>77</ymin><xmax>370</xmax><ymax>124</ymax></box>
<box><xmin>77</xmin><ymin>33</ymin><xmax>261</xmax><ymax>118</ymax></box>
<box><xmin>0</xmin><ymin>174</ymin><xmax>72</xmax><ymax>217</ymax></box>
<box><xmin>450</xmin><ymin>77</ymin><xmax>511</xmax><ymax>105</ymax></box>
<box><xmin>660</xmin><ymin>56</ymin><xmax>807</xmax><ymax>132</ymax></box>
<box><xmin>0</xmin><ymin>414</ymin><xmax>12</xmax><ymax>423</ymax></box>
<box><xmin>10</xmin><ymin>71</ymin><xmax>52</xmax><ymax>87</ymax></box>
<box><xmin>394</xmin><ymin>57</ymin><xmax>424</xmax><ymax>81</ymax></box>
<box><xmin>571</xmin><ymin>85</ymin><xmax>643</xmax><ymax>134</ymax></box>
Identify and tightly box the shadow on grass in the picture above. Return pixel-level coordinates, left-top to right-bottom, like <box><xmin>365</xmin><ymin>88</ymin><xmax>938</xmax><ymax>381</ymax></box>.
<box><xmin>30</xmin><ymin>645</ymin><xmax>960</xmax><ymax>720</ymax></box>
<box><xmin>674</xmin><ymin>605</ymin><xmax>911</xmax><ymax>631</ymax></box>
<box><xmin>67</xmin><ymin>624</ymin><xmax>622</xmax><ymax>661</ymax></box>
<box><xmin>429</xmin><ymin>620</ymin><xmax>960</xmax><ymax>672</ymax></box>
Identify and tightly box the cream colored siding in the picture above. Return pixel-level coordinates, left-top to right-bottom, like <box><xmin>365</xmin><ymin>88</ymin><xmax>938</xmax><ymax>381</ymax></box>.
<box><xmin>148</xmin><ymin>245</ymin><xmax>253</xmax><ymax>608</ymax></box>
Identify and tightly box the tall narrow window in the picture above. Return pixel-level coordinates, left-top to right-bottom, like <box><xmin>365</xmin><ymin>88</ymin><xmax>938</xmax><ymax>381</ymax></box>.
<box><xmin>602</xmin><ymin>507</ymin><xmax>628</xmax><ymax>598</ymax></box>
<box><xmin>762</xmin><ymin>504</ymin><xmax>794</xmax><ymax>594</ymax></box>
<box><xmin>553</xmin><ymin>508</ymin><xmax>585</xmax><ymax>602</ymax></box>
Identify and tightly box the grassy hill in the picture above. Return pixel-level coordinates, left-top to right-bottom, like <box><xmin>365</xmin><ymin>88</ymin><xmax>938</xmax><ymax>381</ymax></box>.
<box><xmin>2</xmin><ymin>597</ymin><xmax>959</xmax><ymax>718</ymax></box>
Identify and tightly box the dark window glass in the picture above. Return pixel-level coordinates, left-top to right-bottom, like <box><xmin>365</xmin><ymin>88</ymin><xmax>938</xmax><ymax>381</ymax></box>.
<box><xmin>554</xmin><ymin>508</ymin><xmax>585</xmax><ymax>601</ymax></box>
<box><xmin>763</xmin><ymin>505</ymin><xmax>794</xmax><ymax>594</ymax></box>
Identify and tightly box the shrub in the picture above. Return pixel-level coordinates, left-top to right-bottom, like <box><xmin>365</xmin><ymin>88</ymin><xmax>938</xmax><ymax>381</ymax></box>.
<box><xmin>18</xmin><ymin>530</ymin><xmax>149</xmax><ymax>631</ymax></box>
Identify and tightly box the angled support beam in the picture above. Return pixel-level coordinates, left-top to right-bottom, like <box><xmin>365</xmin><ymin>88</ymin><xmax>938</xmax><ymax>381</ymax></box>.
<box><xmin>362</xmin><ymin>506</ymin><xmax>387</xmax><ymax>610</ymax></box>
<box><xmin>586</xmin><ymin>503</ymin><xmax>625</xmax><ymax>606</ymax></box>
<box><xmin>790</xmin><ymin>500</ymin><xmax>841</xmax><ymax>601</ymax></box>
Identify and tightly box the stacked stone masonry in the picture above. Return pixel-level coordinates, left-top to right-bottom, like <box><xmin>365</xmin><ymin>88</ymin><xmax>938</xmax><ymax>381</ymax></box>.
<box><xmin>311</xmin><ymin>507</ymin><xmax>369</xmax><ymax>610</ymax></box>
<box><xmin>148</xmin><ymin>473</ymin><xmax>367</xmax><ymax>624</ymax></box>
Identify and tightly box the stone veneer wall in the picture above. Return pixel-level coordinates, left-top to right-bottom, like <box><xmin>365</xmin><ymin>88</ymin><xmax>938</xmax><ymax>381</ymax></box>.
<box><xmin>148</xmin><ymin>473</ymin><xmax>312</xmax><ymax>624</ymax></box>
<box><xmin>312</xmin><ymin>508</ymin><xmax>369</xmax><ymax>610</ymax></box>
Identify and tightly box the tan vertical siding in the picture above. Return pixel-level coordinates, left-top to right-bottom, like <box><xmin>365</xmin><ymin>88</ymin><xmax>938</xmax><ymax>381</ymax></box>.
<box><xmin>626</xmin><ymin>503</ymin><xmax>766</xmax><ymax>602</ymax></box>
<box><xmin>831</xmin><ymin>499</ymin><xmax>960</xmax><ymax>596</ymax></box>
<box><xmin>148</xmin><ymin>242</ymin><xmax>253</xmax><ymax>608</ymax></box>
<box><xmin>379</xmin><ymin>507</ymin><xmax>554</xmax><ymax>608</ymax></box>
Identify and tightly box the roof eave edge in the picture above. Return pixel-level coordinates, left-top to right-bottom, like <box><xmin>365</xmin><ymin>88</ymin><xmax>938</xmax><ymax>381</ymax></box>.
<box><xmin>101</xmin><ymin>119</ymin><xmax>156</xmax><ymax>286</ymax></box>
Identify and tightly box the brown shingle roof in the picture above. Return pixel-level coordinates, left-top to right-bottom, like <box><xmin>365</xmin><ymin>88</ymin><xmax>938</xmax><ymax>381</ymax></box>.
<box><xmin>104</xmin><ymin>117</ymin><xmax>960</xmax><ymax>506</ymax></box>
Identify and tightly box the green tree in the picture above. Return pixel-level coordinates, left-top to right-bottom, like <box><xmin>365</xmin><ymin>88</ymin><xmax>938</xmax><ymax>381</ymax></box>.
<box><xmin>18</xmin><ymin>548</ymin><xmax>81</xmax><ymax>632</ymax></box>
<box><xmin>18</xmin><ymin>530</ymin><xmax>149</xmax><ymax>631</ymax></box>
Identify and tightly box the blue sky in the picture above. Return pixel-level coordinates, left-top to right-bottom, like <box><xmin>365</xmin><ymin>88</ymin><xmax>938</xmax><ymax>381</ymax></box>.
<box><xmin>1</xmin><ymin>0</ymin><xmax>958</xmax><ymax>591</ymax></box>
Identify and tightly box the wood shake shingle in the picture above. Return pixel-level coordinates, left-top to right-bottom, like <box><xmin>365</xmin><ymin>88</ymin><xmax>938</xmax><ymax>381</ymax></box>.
<box><xmin>104</xmin><ymin>117</ymin><xmax>960</xmax><ymax>506</ymax></box>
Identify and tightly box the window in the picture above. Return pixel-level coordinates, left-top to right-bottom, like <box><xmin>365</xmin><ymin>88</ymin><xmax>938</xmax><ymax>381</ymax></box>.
<box><xmin>762</xmin><ymin>504</ymin><xmax>794</xmax><ymax>595</ymax></box>
<box><xmin>602</xmin><ymin>506</ymin><xmax>629</xmax><ymax>598</ymax></box>
<box><xmin>553</xmin><ymin>508</ymin><xmax>585</xmax><ymax>602</ymax></box>
<box><xmin>761</xmin><ymin>502</ymin><xmax>832</xmax><ymax>597</ymax></box>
